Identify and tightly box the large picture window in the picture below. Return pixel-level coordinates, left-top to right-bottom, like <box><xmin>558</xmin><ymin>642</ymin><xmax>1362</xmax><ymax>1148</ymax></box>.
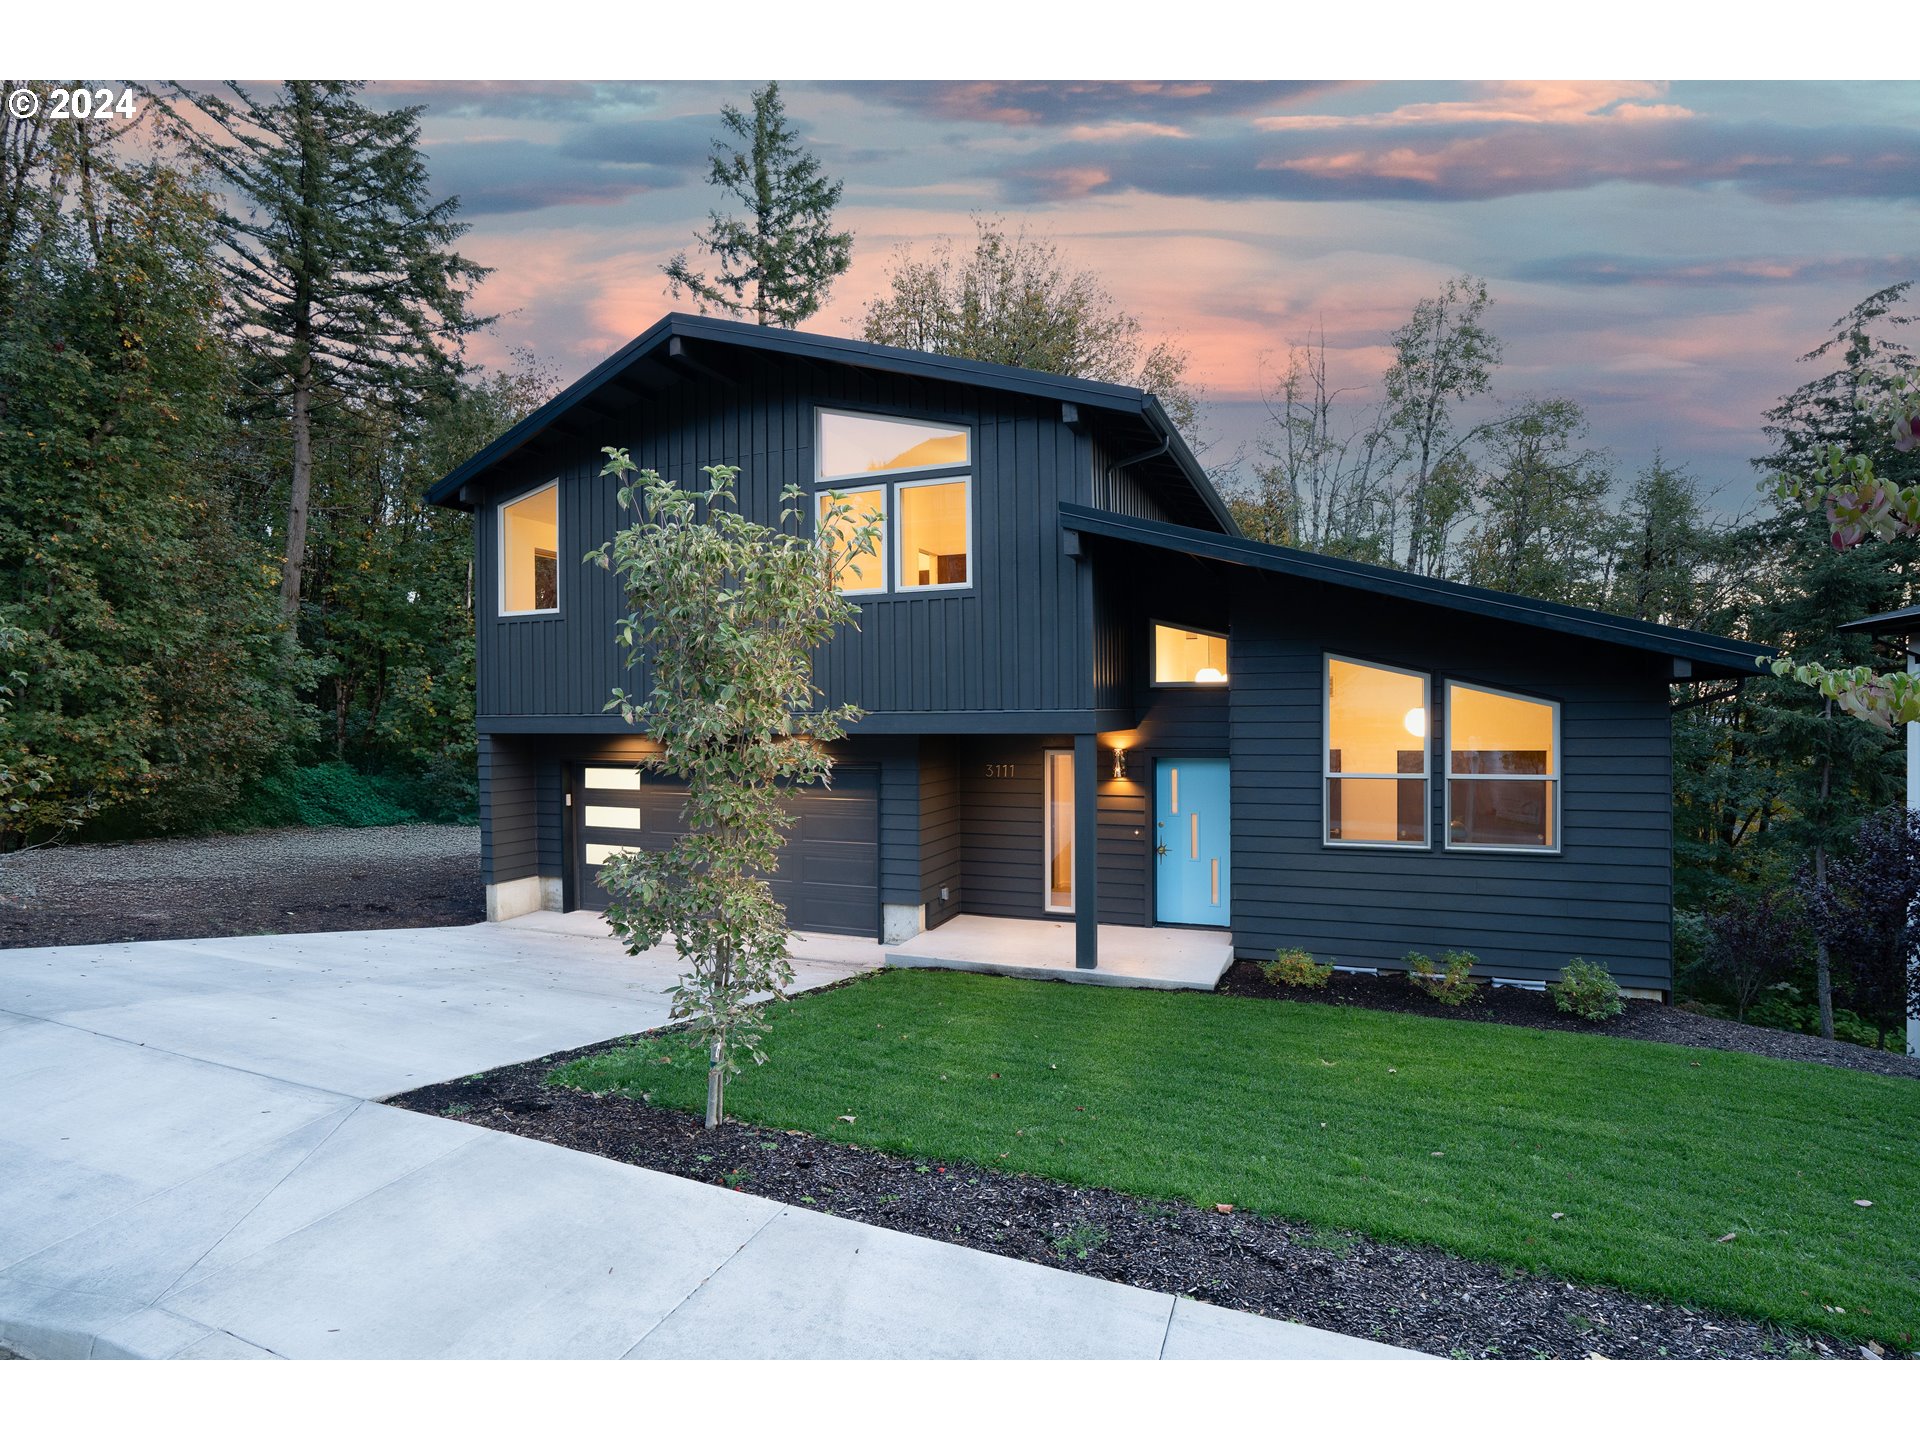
<box><xmin>1446</xmin><ymin>681</ymin><xmax>1559</xmax><ymax>851</ymax></box>
<box><xmin>1324</xmin><ymin>655</ymin><xmax>1429</xmax><ymax>846</ymax></box>
<box><xmin>814</xmin><ymin>409</ymin><xmax>972</xmax><ymax>597</ymax></box>
<box><xmin>499</xmin><ymin>481</ymin><xmax>559</xmax><ymax>615</ymax></box>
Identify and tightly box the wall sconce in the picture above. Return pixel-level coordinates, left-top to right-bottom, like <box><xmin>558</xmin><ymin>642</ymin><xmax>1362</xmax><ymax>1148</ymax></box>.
<box><xmin>1111</xmin><ymin>745</ymin><xmax>1129</xmax><ymax>781</ymax></box>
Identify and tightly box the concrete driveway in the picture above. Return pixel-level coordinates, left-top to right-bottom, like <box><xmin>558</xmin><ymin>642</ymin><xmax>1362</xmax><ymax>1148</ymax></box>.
<box><xmin>0</xmin><ymin>915</ymin><xmax>1424</xmax><ymax>1360</ymax></box>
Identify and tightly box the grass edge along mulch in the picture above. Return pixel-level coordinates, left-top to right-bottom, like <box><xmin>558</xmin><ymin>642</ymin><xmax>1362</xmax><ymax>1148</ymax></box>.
<box><xmin>546</xmin><ymin>967</ymin><xmax>1919</xmax><ymax>1351</ymax></box>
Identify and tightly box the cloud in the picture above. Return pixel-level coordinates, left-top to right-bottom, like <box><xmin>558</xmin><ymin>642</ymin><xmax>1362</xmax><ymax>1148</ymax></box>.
<box><xmin>371</xmin><ymin>80</ymin><xmax>663</xmax><ymax>121</ymax></box>
<box><xmin>1509</xmin><ymin>253</ymin><xmax>1920</xmax><ymax>288</ymax></box>
<box><xmin>996</xmin><ymin>118</ymin><xmax>1920</xmax><ymax>206</ymax></box>
<box><xmin>427</xmin><ymin>137</ymin><xmax>691</xmax><ymax>216</ymax></box>
<box><xmin>828</xmin><ymin>80</ymin><xmax>1340</xmax><ymax>126</ymax></box>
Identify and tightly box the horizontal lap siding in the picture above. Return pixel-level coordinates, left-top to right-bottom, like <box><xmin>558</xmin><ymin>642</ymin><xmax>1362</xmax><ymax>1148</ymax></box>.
<box><xmin>954</xmin><ymin>737</ymin><xmax>1058</xmax><ymax>920</ymax></box>
<box><xmin>479</xmin><ymin>735</ymin><xmax>539</xmax><ymax>885</ymax></box>
<box><xmin>920</xmin><ymin>739</ymin><xmax>963</xmax><ymax>928</ymax></box>
<box><xmin>871</xmin><ymin>737</ymin><xmax>920</xmax><ymax>908</ymax></box>
<box><xmin>1226</xmin><ymin>571</ymin><xmax>1675</xmax><ymax>992</ymax></box>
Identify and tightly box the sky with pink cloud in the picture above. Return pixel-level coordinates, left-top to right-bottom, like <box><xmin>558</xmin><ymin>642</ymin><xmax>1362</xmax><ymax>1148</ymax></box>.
<box><xmin>361</xmin><ymin>79</ymin><xmax>1920</xmax><ymax>508</ymax></box>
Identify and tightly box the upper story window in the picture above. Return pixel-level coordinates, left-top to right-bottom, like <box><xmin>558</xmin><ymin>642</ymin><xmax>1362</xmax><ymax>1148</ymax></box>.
<box><xmin>499</xmin><ymin>481</ymin><xmax>559</xmax><ymax>616</ymax></box>
<box><xmin>1447</xmin><ymin>681</ymin><xmax>1559</xmax><ymax>851</ymax></box>
<box><xmin>1325</xmin><ymin>655</ymin><xmax>1429</xmax><ymax>847</ymax></box>
<box><xmin>1153</xmin><ymin>623</ymin><xmax>1229</xmax><ymax>685</ymax></box>
<box><xmin>815</xmin><ymin>409</ymin><xmax>972</xmax><ymax>596</ymax></box>
<box><xmin>819</xmin><ymin>411</ymin><xmax>968</xmax><ymax>480</ymax></box>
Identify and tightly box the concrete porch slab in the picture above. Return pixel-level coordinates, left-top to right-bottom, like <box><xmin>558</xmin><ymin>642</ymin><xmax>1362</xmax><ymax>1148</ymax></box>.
<box><xmin>884</xmin><ymin>914</ymin><xmax>1233</xmax><ymax>991</ymax></box>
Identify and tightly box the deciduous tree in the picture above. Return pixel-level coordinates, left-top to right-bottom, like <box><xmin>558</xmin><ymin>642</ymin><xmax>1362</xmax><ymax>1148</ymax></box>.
<box><xmin>590</xmin><ymin>454</ymin><xmax>877</xmax><ymax>1125</ymax></box>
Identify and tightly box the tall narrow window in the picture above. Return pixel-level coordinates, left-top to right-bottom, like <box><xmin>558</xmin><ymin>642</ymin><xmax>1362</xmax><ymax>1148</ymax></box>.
<box><xmin>896</xmin><ymin>477</ymin><xmax>970</xmax><ymax>589</ymax></box>
<box><xmin>500</xmin><ymin>482</ymin><xmax>559</xmax><ymax>615</ymax></box>
<box><xmin>1153</xmin><ymin>623</ymin><xmax>1228</xmax><ymax>685</ymax></box>
<box><xmin>1324</xmin><ymin>655</ymin><xmax>1429</xmax><ymax>846</ymax></box>
<box><xmin>1447</xmin><ymin>682</ymin><xmax>1559</xmax><ymax>850</ymax></box>
<box><xmin>817</xmin><ymin>486</ymin><xmax>888</xmax><ymax>594</ymax></box>
<box><xmin>1044</xmin><ymin>749</ymin><xmax>1074</xmax><ymax>912</ymax></box>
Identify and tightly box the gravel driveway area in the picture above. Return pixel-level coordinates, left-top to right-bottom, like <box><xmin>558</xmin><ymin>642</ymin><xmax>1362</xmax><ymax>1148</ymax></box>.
<box><xmin>0</xmin><ymin>825</ymin><xmax>481</xmax><ymax>948</ymax></box>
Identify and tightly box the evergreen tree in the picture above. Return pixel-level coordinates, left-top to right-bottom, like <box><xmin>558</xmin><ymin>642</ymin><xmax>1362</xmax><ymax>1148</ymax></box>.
<box><xmin>664</xmin><ymin>82</ymin><xmax>852</xmax><ymax>328</ymax></box>
<box><xmin>161</xmin><ymin>81</ymin><xmax>490</xmax><ymax>622</ymax></box>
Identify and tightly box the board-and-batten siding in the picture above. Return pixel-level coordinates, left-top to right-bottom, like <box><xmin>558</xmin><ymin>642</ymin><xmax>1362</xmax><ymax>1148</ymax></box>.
<box><xmin>1225</xmin><ymin>570</ymin><xmax>1675</xmax><ymax>991</ymax></box>
<box><xmin>471</xmin><ymin>353</ymin><xmax>1108</xmax><ymax>728</ymax></box>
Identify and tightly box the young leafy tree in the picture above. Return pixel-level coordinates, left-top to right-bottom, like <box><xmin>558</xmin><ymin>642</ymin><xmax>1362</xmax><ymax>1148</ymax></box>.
<box><xmin>862</xmin><ymin>216</ymin><xmax>1204</xmax><ymax>443</ymax></box>
<box><xmin>590</xmin><ymin>455</ymin><xmax>878</xmax><ymax>1125</ymax></box>
<box><xmin>161</xmin><ymin>81</ymin><xmax>490</xmax><ymax>621</ymax></box>
<box><xmin>663</xmin><ymin>82</ymin><xmax>852</xmax><ymax>328</ymax></box>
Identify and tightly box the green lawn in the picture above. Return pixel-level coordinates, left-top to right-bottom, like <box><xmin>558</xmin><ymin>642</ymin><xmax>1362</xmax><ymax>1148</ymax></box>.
<box><xmin>551</xmin><ymin>968</ymin><xmax>1920</xmax><ymax>1348</ymax></box>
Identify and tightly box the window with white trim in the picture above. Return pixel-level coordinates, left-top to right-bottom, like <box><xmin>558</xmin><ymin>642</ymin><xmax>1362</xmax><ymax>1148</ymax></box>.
<box><xmin>1324</xmin><ymin>655</ymin><xmax>1429</xmax><ymax>846</ymax></box>
<box><xmin>814</xmin><ymin>409</ymin><xmax>972</xmax><ymax>596</ymax></box>
<box><xmin>1446</xmin><ymin>681</ymin><xmax>1559</xmax><ymax>851</ymax></box>
<box><xmin>499</xmin><ymin>481</ymin><xmax>559</xmax><ymax>615</ymax></box>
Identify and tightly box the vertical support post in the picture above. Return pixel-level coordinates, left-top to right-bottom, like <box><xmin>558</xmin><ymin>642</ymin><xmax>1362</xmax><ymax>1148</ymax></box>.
<box><xmin>1908</xmin><ymin>648</ymin><xmax>1918</xmax><ymax>1058</ymax></box>
<box><xmin>1074</xmin><ymin>732</ymin><xmax>1098</xmax><ymax>970</ymax></box>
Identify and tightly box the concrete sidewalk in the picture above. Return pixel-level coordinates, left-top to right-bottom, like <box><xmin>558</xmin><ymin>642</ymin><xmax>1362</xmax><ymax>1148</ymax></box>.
<box><xmin>0</xmin><ymin>921</ymin><xmax>1426</xmax><ymax>1360</ymax></box>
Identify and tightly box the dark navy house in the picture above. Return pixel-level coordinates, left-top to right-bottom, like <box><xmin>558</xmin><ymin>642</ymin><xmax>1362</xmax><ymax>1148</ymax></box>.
<box><xmin>429</xmin><ymin>313</ymin><xmax>1770</xmax><ymax>999</ymax></box>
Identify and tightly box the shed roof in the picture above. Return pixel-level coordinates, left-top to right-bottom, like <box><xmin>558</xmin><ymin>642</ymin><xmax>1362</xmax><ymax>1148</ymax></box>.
<box><xmin>427</xmin><ymin>312</ymin><xmax>1235</xmax><ymax>532</ymax></box>
<box><xmin>1060</xmin><ymin>503</ymin><xmax>1774</xmax><ymax>680</ymax></box>
<box><xmin>1838</xmin><ymin>603</ymin><xmax>1920</xmax><ymax>636</ymax></box>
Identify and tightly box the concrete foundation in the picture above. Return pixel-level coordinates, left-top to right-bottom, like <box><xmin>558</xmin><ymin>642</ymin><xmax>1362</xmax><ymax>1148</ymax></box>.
<box><xmin>882</xmin><ymin>903</ymin><xmax>925</xmax><ymax>944</ymax></box>
<box><xmin>485</xmin><ymin>875</ymin><xmax>562</xmax><ymax>922</ymax></box>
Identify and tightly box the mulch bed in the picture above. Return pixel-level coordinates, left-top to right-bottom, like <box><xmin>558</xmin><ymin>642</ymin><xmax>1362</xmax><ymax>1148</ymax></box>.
<box><xmin>1217</xmin><ymin>962</ymin><xmax>1920</xmax><ymax>1082</ymax></box>
<box><xmin>390</xmin><ymin>1035</ymin><xmax>1876</xmax><ymax>1361</ymax></box>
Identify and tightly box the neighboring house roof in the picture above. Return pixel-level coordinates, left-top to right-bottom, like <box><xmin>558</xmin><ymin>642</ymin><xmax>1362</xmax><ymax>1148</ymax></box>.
<box><xmin>427</xmin><ymin>312</ymin><xmax>1236</xmax><ymax>532</ymax></box>
<box><xmin>1839</xmin><ymin>603</ymin><xmax>1920</xmax><ymax>636</ymax></box>
<box><xmin>1060</xmin><ymin>503</ymin><xmax>1775</xmax><ymax>680</ymax></box>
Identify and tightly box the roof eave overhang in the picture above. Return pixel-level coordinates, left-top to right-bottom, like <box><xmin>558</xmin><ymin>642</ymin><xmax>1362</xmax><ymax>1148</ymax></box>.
<box><xmin>1061</xmin><ymin>502</ymin><xmax>1773</xmax><ymax>681</ymax></box>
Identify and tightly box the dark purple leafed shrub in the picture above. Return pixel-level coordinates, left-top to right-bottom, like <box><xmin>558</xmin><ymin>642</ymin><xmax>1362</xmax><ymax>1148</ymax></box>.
<box><xmin>1705</xmin><ymin>889</ymin><xmax>1810</xmax><ymax>1022</ymax></box>
<box><xmin>1802</xmin><ymin>806</ymin><xmax>1920</xmax><ymax>1051</ymax></box>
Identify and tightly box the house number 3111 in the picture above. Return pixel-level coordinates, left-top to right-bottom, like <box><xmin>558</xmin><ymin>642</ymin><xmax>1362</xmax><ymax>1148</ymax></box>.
<box><xmin>984</xmin><ymin>763</ymin><xmax>1015</xmax><ymax>778</ymax></box>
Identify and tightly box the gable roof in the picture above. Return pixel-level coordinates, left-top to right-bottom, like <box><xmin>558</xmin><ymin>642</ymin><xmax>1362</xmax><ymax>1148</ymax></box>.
<box><xmin>1060</xmin><ymin>502</ymin><xmax>1774</xmax><ymax>680</ymax></box>
<box><xmin>427</xmin><ymin>312</ymin><xmax>1236</xmax><ymax>532</ymax></box>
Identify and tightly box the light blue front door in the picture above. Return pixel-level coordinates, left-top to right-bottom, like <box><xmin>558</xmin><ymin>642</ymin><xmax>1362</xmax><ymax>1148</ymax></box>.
<box><xmin>1155</xmin><ymin>758</ymin><xmax>1231</xmax><ymax>925</ymax></box>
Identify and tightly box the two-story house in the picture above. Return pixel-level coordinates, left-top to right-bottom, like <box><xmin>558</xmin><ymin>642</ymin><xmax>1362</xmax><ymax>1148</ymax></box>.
<box><xmin>428</xmin><ymin>313</ymin><xmax>1770</xmax><ymax>999</ymax></box>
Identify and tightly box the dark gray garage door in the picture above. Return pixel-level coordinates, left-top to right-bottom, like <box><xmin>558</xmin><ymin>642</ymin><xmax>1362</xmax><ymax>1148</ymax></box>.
<box><xmin>574</xmin><ymin>765</ymin><xmax>879</xmax><ymax>937</ymax></box>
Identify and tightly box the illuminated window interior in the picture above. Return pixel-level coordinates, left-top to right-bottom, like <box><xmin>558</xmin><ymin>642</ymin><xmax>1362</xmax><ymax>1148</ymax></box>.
<box><xmin>819</xmin><ymin>412</ymin><xmax>968</xmax><ymax>480</ymax></box>
<box><xmin>897</xmin><ymin>480</ymin><xmax>969</xmax><ymax>588</ymax></box>
<box><xmin>1154</xmin><ymin>624</ymin><xmax>1228</xmax><ymax>685</ymax></box>
<box><xmin>1325</xmin><ymin>656</ymin><xmax>1429</xmax><ymax>845</ymax></box>
<box><xmin>1045</xmin><ymin>750</ymin><xmax>1074</xmax><ymax>911</ymax></box>
<box><xmin>1447</xmin><ymin>682</ymin><xmax>1558</xmax><ymax>849</ymax></box>
<box><xmin>500</xmin><ymin>484</ymin><xmax>559</xmax><ymax>614</ymax></box>
<box><xmin>818</xmin><ymin>486</ymin><xmax>888</xmax><ymax>593</ymax></box>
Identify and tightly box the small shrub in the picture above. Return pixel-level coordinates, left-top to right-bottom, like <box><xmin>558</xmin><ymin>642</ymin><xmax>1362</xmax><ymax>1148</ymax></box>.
<box><xmin>1260</xmin><ymin>947</ymin><xmax>1333</xmax><ymax>989</ymax></box>
<box><xmin>1552</xmin><ymin>958</ymin><xmax>1625</xmax><ymax>1023</ymax></box>
<box><xmin>1405</xmin><ymin>949</ymin><xmax>1478</xmax><ymax>1006</ymax></box>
